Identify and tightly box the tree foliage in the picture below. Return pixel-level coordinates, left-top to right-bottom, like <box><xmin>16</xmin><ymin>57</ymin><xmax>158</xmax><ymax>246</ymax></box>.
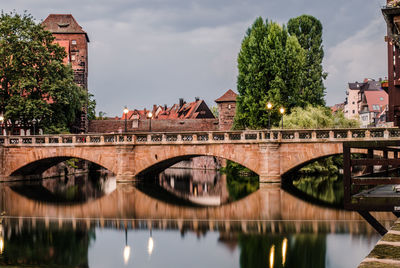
<box><xmin>234</xmin><ymin>16</ymin><xmax>327</xmax><ymax>129</ymax></box>
<box><xmin>0</xmin><ymin>11</ymin><xmax>86</xmax><ymax>133</ymax></box>
<box><xmin>281</xmin><ymin>105</ymin><xmax>359</xmax><ymax>129</ymax></box>
<box><xmin>288</xmin><ymin>15</ymin><xmax>327</xmax><ymax>106</ymax></box>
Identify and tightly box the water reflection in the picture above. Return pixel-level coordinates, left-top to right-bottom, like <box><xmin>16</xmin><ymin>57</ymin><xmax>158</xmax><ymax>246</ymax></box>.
<box><xmin>0</xmin><ymin>217</ymin><xmax>389</xmax><ymax>268</ymax></box>
<box><xmin>8</xmin><ymin>173</ymin><xmax>116</xmax><ymax>204</ymax></box>
<box><xmin>138</xmin><ymin>167</ymin><xmax>259</xmax><ymax>206</ymax></box>
<box><xmin>0</xmin><ymin>166</ymin><xmax>395</xmax><ymax>267</ymax></box>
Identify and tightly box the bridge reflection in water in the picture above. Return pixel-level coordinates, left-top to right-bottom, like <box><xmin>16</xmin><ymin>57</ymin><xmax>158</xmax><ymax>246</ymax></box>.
<box><xmin>0</xmin><ymin>170</ymin><xmax>395</xmax><ymax>268</ymax></box>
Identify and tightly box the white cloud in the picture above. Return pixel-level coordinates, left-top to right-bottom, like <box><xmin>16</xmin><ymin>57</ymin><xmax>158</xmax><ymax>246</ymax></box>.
<box><xmin>324</xmin><ymin>17</ymin><xmax>387</xmax><ymax>105</ymax></box>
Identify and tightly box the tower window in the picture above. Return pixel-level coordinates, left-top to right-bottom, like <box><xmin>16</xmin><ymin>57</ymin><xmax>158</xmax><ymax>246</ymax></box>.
<box><xmin>71</xmin><ymin>40</ymin><xmax>77</xmax><ymax>45</ymax></box>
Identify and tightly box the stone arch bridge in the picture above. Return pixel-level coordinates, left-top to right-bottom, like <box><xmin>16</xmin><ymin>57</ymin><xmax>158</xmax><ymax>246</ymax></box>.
<box><xmin>0</xmin><ymin>128</ymin><xmax>398</xmax><ymax>182</ymax></box>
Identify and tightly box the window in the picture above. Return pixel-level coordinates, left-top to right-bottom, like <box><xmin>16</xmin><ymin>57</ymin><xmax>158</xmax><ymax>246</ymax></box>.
<box><xmin>380</xmin><ymin>97</ymin><xmax>384</xmax><ymax>101</ymax></box>
<box><xmin>352</xmin><ymin>101</ymin><xmax>355</xmax><ymax>105</ymax></box>
<box><xmin>71</xmin><ymin>40</ymin><xmax>77</xmax><ymax>45</ymax></box>
<box><xmin>228</xmin><ymin>104</ymin><xmax>231</xmax><ymax>110</ymax></box>
<box><xmin>352</xmin><ymin>110</ymin><xmax>355</xmax><ymax>114</ymax></box>
<box><xmin>71</xmin><ymin>55</ymin><xmax>75</xmax><ymax>61</ymax></box>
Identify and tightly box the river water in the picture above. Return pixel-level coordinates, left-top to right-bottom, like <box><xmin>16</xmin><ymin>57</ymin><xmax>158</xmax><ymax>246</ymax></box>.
<box><xmin>0</xmin><ymin>167</ymin><xmax>395</xmax><ymax>267</ymax></box>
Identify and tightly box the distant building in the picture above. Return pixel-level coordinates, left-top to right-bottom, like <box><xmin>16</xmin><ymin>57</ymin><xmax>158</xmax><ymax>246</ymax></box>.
<box><xmin>42</xmin><ymin>14</ymin><xmax>90</xmax><ymax>132</ymax></box>
<box><xmin>122</xmin><ymin>97</ymin><xmax>215</xmax><ymax>125</ymax></box>
<box><xmin>331</xmin><ymin>103</ymin><xmax>345</xmax><ymax>113</ymax></box>
<box><xmin>88</xmin><ymin>90</ymin><xmax>238</xmax><ymax>133</ymax></box>
<box><xmin>344</xmin><ymin>79</ymin><xmax>382</xmax><ymax>120</ymax></box>
<box><xmin>215</xmin><ymin>89</ymin><xmax>238</xmax><ymax>131</ymax></box>
<box><xmin>358</xmin><ymin>89</ymin><xmax>388</xmax><ymax>127</ymax></box>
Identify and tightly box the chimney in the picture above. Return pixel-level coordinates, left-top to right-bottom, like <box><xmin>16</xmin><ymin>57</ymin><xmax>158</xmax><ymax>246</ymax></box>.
<box><xmin>179</xmin><ymin>98</ymin><xmax>184</xmax><ymax>108</ymax></box>
<box><xmin>164</xmin><ymin>104</ymin><xmax>167</xmax><ymax>110</ymax></box>
<box><xmin>153</xmin><ymin>104</ymin><xmax>157</xmax><ymax>112</ymax></box>
<box><xmin>195</xmin><ymin>97</ymin><xmax>200</xmax><ymax>102</ymax></box>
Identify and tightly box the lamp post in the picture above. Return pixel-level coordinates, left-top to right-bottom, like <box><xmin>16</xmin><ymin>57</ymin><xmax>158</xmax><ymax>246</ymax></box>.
<box><xmin>279</xmin><ymin>107</ymin><xmax>285</xmax><ymax>129</ymax></box>
<box><xmin>0</xmin><ymin>116</ymin><xmax>3</xmax><ymax>136</ymax></box>
<box><xmin>123</xmin><ymin>106</ymin><xmax>129</xmax><ymax>133</ymax></box>
<box><xmin>147</xmin><ymin>112</ymin><xmax>153</xmax><ymax>132</ymax></box>
<box><xmin>266</xmin><ymin>102</ymin><xmax>272</xmax><ymax>129</ymax></box>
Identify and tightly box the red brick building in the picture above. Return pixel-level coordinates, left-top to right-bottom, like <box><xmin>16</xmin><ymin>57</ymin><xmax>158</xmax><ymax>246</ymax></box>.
<box><xmin>42</xmin><ymin>14</ymin><xmax>90</xmax><ymax>132</ymax></box>
<box><xmin>215</xmin><ymin>89</ymin><xmax>237</xmax><ymax>131</ymax></box>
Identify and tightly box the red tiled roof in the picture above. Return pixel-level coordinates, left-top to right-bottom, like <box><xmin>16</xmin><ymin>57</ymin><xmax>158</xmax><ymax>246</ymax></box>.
<box><xmin>215</xmin><ymin>89</ymin><xmax>237</xmax><ymax>103</ymax></box>
<box><xmin>364</xmin><ymin>90</ymin><xmax>388</xmax><ymax>112</ymax></box>
<box><xmin>120</xmin><ymin>100</ymin><xmax>214</xmax><ymax>120</ymax></box>
<box><xmin>42</xmin><ymin>14</ymin><xmax>89</xmax><ymax>42</ymax></box>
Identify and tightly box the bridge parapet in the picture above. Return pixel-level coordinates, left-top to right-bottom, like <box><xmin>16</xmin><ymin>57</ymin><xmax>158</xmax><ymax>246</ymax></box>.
<box><xmin>0</xmin><ymin>128</ymin><xmax>399</xmax><ymax>147</ymax></box>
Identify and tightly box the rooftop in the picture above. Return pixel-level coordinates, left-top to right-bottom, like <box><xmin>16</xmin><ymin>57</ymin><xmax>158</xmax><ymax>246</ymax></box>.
<box><xmin>42</xmin><ymin>14</ymin><xmax>89</xmax><ymax>42</ymax></box>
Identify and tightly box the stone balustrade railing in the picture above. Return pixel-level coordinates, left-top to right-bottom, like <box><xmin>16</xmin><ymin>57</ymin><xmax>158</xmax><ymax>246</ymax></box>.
<box><xmin>0</xmin><ymin>128</ymin><xmax>399</xmax><ymax>146</ymax></box>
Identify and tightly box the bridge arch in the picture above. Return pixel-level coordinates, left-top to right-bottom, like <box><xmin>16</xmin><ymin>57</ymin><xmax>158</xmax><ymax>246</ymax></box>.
<box><xmin>133</xmin><ymin>144</ymin><xmax>261</xmax><ymax>176</ymax></box>
<box><xmin>4</xmin><ymin>146</ymin><xmax>120</xmax><ymax>177</ymax></box>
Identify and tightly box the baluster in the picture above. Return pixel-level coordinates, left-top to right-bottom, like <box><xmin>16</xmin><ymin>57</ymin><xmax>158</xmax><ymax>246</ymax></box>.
<box><xmin>365</xmin><ymin>130</ymin><xmax>371</xmax><ymax>139</ymax></box>
<box><xmin>329</xmin><ymin>130</ymin><xmax>334</xmax><ymax>140</ymax></box>
<box><xmin>384</xmin><ymin>129</ymin><xmax>389</xmax><ymax>139</ymax></box>
<box><xmin>312</xmin><ymin>131</ymin><xmax>317</xmax><ymax>140</ymax></box>
<box><xmin>294</xmin><ymin>131</ymin><xmax>299</xmax><ymax>141</ymax></box>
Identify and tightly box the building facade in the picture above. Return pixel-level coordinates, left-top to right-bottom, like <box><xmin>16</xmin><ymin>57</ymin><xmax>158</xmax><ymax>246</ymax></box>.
<box><xmin>42</xmin><ymin>14</ymin><xmax>90</xmax><ymax>132</ymax></box>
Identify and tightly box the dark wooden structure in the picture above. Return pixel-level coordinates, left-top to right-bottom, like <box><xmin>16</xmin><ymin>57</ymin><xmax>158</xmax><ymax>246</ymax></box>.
<box><xmin>382</xmin><ymin>3</ymin><xmax>400</xmax><ymax>126</ymax></box>
<box><xmin>343</xmin><ymin>140</ymin><xmax>400</xmax><ymax>234</ymax></box>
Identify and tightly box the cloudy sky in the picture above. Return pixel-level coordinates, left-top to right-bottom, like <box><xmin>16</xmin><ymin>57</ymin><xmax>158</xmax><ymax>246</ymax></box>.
<box><xmin>2</xmin><ymin>0</ymin><xmax>388</xmax><ymax>116</ymax></box>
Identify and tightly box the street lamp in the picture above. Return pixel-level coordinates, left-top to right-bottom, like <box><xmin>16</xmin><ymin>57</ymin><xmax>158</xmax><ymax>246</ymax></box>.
<box><xmin>279</xmin><ymin>107</ymin><xmax>285</xmax><ymax>129</ymax></box>
<box><xmin>123</xmin><ymin>106</ymin><xmax>129</xmax><ymax>133</ymax></box>
<box><xmin>147</xmin><ymin>112</ymin><xmax>153</xmax><ymax>132</ymax></box>
<box><xmin>0</xmin><ymin>116</ymin><xmax>3</xmax><ymax>136</ymax></box>
<box><xmin>266</xmin><ymin>102</ymin><xmax>272</xmax><ymax>129</ymax></box>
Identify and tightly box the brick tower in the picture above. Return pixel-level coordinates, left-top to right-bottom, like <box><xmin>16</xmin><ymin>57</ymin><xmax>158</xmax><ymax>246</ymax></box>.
<box><xmin>42</xmin><ymin>14</ymin><xmax>90</xmax><ymax>132</ymax></box>
<box><xmin>215</xmin><ymin>89</ymin><xmax>237</xmax><ymax>130</ymax></box>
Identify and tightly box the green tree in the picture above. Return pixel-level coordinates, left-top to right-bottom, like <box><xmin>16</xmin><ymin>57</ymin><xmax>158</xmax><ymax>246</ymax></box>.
<box><xmin>288</xmin><ymin>15</ymin><xmax>327</xmax><ymax>106</ymax></box>
<box><xmin>282</xmin><ymin>105</ymin><xmax>359</xmax><ymax>129</ymax></box>
<box><xmin>87</xmin><ymin>93</ymin><xmax>96</xmax><ymax>120</ymax></box>
<box><xmin>234</xmin><ymin>17</ymin><xmax>306</xmax><ymax>129</ymax></box>
<box><xmin>0</xmin><ymin>11</ymin><xmax>86</xmax><ymax>133</ymax></box>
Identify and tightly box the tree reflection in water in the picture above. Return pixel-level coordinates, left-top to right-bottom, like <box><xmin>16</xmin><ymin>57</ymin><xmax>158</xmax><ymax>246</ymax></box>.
<box><xmin>0</xmin><ymin>221</ymin><xmax>95</xmax><ymax>267</ymax></box>
<box><xmin>239</xmin><ymin>234</ymin><xmax>325</xmax><ymax>268</ymax></box>
<box><xmin>287</xmin><ymin>156</ymin><xmax>344</xmax><ymax>206</ymax></box>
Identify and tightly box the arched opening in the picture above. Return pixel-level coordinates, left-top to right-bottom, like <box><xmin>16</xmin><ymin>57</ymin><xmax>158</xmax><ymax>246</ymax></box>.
<box><xmin>135</xmin><ymin>155</ymin><xmax>259</xmax><ymax>206</ymax></box>
<box><xmin>281</xmin><ymin>153</ymin><xmax>367</xmax><ymax>208</ymax></box>
<box><xmin>8</xmin><ymin>157</ymin><xmax>116</xmax><ymax>204</ymax></box>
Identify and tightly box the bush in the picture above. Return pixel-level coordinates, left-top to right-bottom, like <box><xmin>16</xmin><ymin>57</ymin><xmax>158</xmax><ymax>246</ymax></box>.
<box><xmin>280</xmin><ymin>105</ymin><xmax>359</xmax><ymax>129</ymax></box>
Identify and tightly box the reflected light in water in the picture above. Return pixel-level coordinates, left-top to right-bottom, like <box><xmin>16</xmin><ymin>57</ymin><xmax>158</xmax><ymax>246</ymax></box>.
<box><xmin>123</xmin><ymin>245</ymin><xmax>131</xmax><ymax>265</ymax></box>
<box><xmin>0</xmin><ymin>224</ymin><xmax>4</xmax><ymax>254</ymax></box>
<box><xmin>148</xmin><ymin>236</ymin><xmax>154</xmax><ymax>256</ymax></box>
<box><xmin>282</xmin><ymin>238</ymin><xmax>288</xmax><ymax>266</ymax></box>
<box><xmin>269</xmin><ymin>245</ymin><xmax>275</xmax><ymax>268</ymax></box>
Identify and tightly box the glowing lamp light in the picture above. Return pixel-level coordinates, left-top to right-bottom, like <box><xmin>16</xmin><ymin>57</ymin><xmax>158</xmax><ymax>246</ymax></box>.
<box><xmin>266</xmin><ymin>102</ymin><xmax>272</xmax><ymax>110</ymax></box>
<box><xmin>282</xmin><ymin>238</ymin><xmax>288</xmax><ymax>265</ymax></box>
<box><xmin>123</xmin><ymin>245</ymin><xmax>131</xmax><ymax>265</ymax></box>
<box><xmin>148</xmin><ymin>236</ymin><xmax>154</xmax><ymax>256</ymax></box>
<box><xmin>279</xmin><ymin>107</ymin><xmax>285</xmax><ymax>114</ymax></box>
<box><xmin>147</xmin><ymin>112</ymin><xmax>153</xmax><ymax>119</ymax></box>
<box><xmin>269</xmin><ymin>245</ymin><xmax>275</xmax><ymax>268</ymax></box>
